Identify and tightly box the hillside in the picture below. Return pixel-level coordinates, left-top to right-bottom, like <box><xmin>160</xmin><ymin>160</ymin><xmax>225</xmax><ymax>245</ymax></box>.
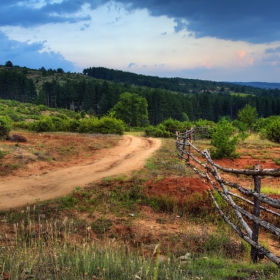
<box><xmin>1</xmin><ymin>65</ymin><xmax>280</xmax><ymax>126</ymax></box>
<box><xmin>232</xmin><ymin>81</ymin><xmax>280</xmax><ymax>89</ymax></box>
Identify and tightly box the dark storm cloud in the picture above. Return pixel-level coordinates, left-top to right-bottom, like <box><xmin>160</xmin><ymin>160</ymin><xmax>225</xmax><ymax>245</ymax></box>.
<box><xmin>0</xmin><ymin>0</ymin><xmax>92</xmax><ymax>26</ymax></box>
<box><xmin>1</xmin><ymin>0</ymin><xmax>280</xmax><ymax>43</ymax></box>
<box><xmin>0</xmin><ymin>31</ymin><xmax>75</xmax><ymax>71</ymax></box>
<box><xmin>116</xmin><ymin>0</ymin><xmax>280</xmax><ymax>43</ymax></box>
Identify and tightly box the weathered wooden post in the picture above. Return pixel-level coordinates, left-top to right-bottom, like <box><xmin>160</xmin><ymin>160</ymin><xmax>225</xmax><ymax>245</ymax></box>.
<box><xmin>250</xmin><ymin>164</ymin><xmax>261</xmax><ymax>263</ymax></box>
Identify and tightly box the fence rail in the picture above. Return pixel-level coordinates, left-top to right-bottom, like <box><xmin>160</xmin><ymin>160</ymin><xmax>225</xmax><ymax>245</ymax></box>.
<box><xmin>175</xmin><ymin>127</ymin><xmax>280</xmax><ymax>266</ymax></box>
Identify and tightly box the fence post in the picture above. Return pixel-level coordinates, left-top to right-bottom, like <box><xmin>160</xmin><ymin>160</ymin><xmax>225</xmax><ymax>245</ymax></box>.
<box><xmin>250</xmin><ymin>164</ymin><xmax>261</xmax><ymax>263</ymax></box>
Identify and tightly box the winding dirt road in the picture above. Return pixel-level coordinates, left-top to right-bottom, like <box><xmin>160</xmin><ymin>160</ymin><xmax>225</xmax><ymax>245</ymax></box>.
<box><xmin>0</xmin><ymin>135</ymin><xmax>161</xmax><ymax>209</ymax></box>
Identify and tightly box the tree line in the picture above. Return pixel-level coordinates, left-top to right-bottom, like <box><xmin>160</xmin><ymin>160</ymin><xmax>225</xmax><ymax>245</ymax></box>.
<box><xmin>1</xmin><ymin>67</ymin><xmax>280</xmax><ymax>126</ymax></box>
<box><xmin>0</xmin><ymin>68</ymin><xmax>37</xmax><ymax>103</ymax></box>
<box><xmin>83</xmin><ymin>66</ymin><xmax>278</xmax><ymax>96</ymax></box>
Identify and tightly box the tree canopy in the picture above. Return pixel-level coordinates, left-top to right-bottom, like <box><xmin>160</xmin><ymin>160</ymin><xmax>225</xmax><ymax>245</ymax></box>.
<box><xmin>238</xmin><ymin>104</ymin><xmax>258</xmax><ymax>128</ymax></box>
<box><xmin>111</xmin><ymin>92</ymin><xmax>149</xmax><ymax>127</ymax></box>
<box><xmin>5</xmin><ymin>61</ymin><xmax>13</xmax><ymax>67</ymax></box>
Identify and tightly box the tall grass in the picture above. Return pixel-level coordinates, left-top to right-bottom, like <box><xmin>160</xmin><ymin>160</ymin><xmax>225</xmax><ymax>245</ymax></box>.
<box><xmin>1</xmin><ymin>209</ymin><xmax>279</xmax><ymax>280</ymax></box>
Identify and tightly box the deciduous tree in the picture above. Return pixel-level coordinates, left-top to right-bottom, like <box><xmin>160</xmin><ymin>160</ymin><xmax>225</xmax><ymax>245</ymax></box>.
<box><xmin>111</xmin><ymin>92</ymin><xmax>149</xmax><ymax>127</ymax></box>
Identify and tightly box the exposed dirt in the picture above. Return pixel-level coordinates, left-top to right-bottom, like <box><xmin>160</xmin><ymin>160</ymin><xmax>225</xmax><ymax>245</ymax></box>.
<box><xmin>0</xmin><ymin>134</ymin><xmax>161</xmax><ymax>209</ymax></box>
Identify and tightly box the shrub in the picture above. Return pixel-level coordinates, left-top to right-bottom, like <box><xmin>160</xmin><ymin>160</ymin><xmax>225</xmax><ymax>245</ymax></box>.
<box><xmin>12</xmin><ymin>121</ymin><xmax>30</xmax><ymax>130</ymax></box>
<box><xmin>252</xmin><ymin>117</ymin><xmax>276</xmax><ymax>132</ymax></box>
<box><xmin>8</xmin><ymin>112</ymin><xmax>24</xmax><ymax>122</ymax></box>
<box><xmin>144</xmin><ymin>125</ymin><xmax>171</xmax><ymax>138</ymax></box>
<box><xmin>95</xmin><ymin>116</ymin><xmax>125</xmax><ymax>135</ymax></box>
<box><xmin>237</xmin><ymin>104</ymin><xmax>258</xmax><ymax>129</ymax></box>
<box><xmin>91</xmin><ymin>218</ymin><xmax>112</xmax><ymax>234</ymax></box>
<box><xmin>78</xmin><ymin>117</ymin><xmax>99</xmax><ymax>133</ymax></box>
<box><xmin>195</xmin><ymin>118</ymin><xmax>215</xmax><ymax>128</ymax></box>
<box><xmin>264</xmin><ymin>119</ymin><xmax>280</xmax><ymax>143</ymax></box>
<box><xmin>30</xmin><ymin>116</ymin><xmax>55</xmax><ymax>132</ymax></box>
<box><xmin>161</xmin><ymin>118</ymin><xmax>192</xmax><ymax>134</ymax></box>
<box><xmin>68</xmin><ymin>119</ymin><xmax>80</xmax><ymax>132</ymax></box>
<box><xmin>50</xmin><ymin>116</ymin><xmax>69</xmax><ymax>131</ymax></box>
<box><xmin>0</xmin><ymin>116</ymin><xmax>11</xmax><ymax>139</ymax></box>
<box><xmin>210</xmin><ymin>118</ymin><xmax>238</xmax><ymax>159</ymax></box>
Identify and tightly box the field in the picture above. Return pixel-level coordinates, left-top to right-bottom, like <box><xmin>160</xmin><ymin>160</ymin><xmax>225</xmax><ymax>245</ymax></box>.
<box><xmin>0</xmin><ymin>131</ymin><xmax>280</xmax><ymax>279</ymax></box>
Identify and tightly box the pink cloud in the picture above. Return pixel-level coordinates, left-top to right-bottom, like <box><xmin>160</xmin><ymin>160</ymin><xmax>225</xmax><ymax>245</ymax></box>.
<box><xmin>237</xmin><ymin>50</ymin><xmax>246</xmax><ymax>59</ymax></box>
<box><xmin>204</xmin><ymin>59</ymin><xmax>212</xmax><ymax>68</ymax></box>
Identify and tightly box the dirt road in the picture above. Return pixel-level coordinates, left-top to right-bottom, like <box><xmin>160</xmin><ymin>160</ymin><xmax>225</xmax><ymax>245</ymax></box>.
<box><xmin>0</xmin><ymin>135</ymin><xmax>161</xmax><ymax>209</ymax></box>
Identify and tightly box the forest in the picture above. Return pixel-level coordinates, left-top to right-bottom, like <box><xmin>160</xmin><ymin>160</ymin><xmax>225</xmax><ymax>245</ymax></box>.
<box><xmin>1</xmin><ymin>65</ymin><xmax>280</xmax><ymax>126</ymax></box>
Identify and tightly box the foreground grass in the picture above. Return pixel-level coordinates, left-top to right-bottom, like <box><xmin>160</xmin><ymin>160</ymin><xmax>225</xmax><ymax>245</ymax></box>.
<box><xmin>1</xmin><ymin>209</ymin><xmax>279</xmax><ymax>280</ymax></box>
<box><xmin>1</xmin><ymin>137</ymin><xmax>280</xmax><ymax>279</ymax></box>
<box><xmin>1</xmin><ymin>234</ymin><xmax>278</xmax><ymax>279</ymax></box>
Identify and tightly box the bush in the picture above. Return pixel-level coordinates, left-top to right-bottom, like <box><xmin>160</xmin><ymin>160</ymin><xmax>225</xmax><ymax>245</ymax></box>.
<box><xmin>8</xmin><ymin>112</ymin><xmax>25</xmax><ymax>122</ymax></box>
<box><xmin>0</xmin><ymin>116</ymin><xmax>11</xmax><ymax>139</ymax></box>
<box><xmin>145</xmin><ymin>119</ymin><xmax>191</xmax><ymax>138</ymax></box>
<box><xmin>50</xmin><ymin>116</ymin><xmax>69</xmax><ymax>131</ymax></box>
<box><xmin>12</xmin><ymin>121</ymin><xmax>30</xmax><ymax>130</ymax></box>
<box><xmin>68</xmin><ymin>119</ymin><xmax>81</xmax><ymax>132</ymax></box>
<box><xmin>195</xmin><ymin>118</ymin><xmax>215</xmax><ymax>128</ymax></box>
<box><xmin>210</xmin><ymin>118</ymin><xmax>238</xmax><ymax>159</ymax></box>
<box><xmin>264</xmin><ymin>119</ymin><xmax>280</xmax><ymax>143</ymax></box>
<box><xmin>144</xmin><ymin>124</ymin><xmax>171</xmax><ymax>137</ymax></box>
<box><xmin>161</xmin><ymin>118</ymin><xmax>192</xmax><ymax>134</ymax></box>
<box><xmin>252</xmin><ymin>116</ymin><xmax>280</xmax><ymax>132</ymax></box>
<box><xmin>30</xmin><ymin>116</ymin><xmax>55</xmax><ymax>132</ymax></box>
<box><xmin>95</xmin><ymin>116</ymin><xmax>125</xmax><ymax>135</ymax></box>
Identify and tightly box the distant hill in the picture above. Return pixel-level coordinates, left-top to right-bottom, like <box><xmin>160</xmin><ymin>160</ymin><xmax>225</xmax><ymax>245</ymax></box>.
<box><xmin>231</xmin><ymin>82</ymin><xmax>280</xmax><ymax>90</ymax></box>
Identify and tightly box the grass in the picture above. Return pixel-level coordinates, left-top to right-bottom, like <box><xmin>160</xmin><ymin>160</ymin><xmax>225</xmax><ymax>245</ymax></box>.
<box><xmin>261</xmin><ymin>185</ymin><xmax>280</xmax><ymax>195</ymax></box>
<box><xmin>244</xmin><ymin>133</ymin><xmax>279</xmax><ymax>146</ymax></box>
<box><xmin>1</xmin><ymin>216</ymin><xmax>279</xmax><ymax>279</ymax></box>
<box><xmin>0</xmin><ymin>205</ymin><xmax>279</xmax><ymax>280</ymax></box>
<box><xmin>1</xmin><ymin>134</ymin><xmax>280</xmax><ymax>279</ymax></box>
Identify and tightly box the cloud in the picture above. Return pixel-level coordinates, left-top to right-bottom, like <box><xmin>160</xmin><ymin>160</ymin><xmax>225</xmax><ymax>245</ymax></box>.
<box><xmin>0</xmin><ymin>0</ymin><xmax>92</xmax><ymax>27</ymax></box>
<box><xmin>2</xmin><ymin>1</ymin><xmax>280</xmax><ymax>43</ymax></box>
<box><xmin>265</xmin><ymin>46</ymin><xmax>280</xmax><ymax>54</ymax></box>
<box><xmin>115</xmin><ymin>0</ymin><xmax>280</xmax><ymax>44</ymax></box>
<box><xmin>80</xmin><ymin>23</ymin><xmax>90</xmax><ymax>31</ymax></box>
<box><xmin>128</xmin><ymin>62</ymin><xmax>137</xmax><ymax>68</ymax></box>
<box><xmin>237</xmin><ymin>50</ymin><xmax>246</xmax><ymax>59</ymax></box>
<box><xmin>0</xmin><ymin>31</ymin><xmax>75</xmax><ymax>71</ymax></box>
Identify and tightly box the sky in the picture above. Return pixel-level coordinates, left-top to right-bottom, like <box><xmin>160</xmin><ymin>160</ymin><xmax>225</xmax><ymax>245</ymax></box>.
<box><xmin>1</xmin><ymin>0</ymin><xmax>280</xmax><ymax>82</ymax></box>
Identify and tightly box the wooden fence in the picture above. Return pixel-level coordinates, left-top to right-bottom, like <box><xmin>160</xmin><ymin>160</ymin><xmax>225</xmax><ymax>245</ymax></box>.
<box><xmin>175</xmin><ymin>127</ymin><xmax>280</xmax><ymax>267</ymax></box>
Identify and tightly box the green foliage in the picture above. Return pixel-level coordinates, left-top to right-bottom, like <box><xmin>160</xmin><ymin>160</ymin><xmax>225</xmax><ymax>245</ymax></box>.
<box><xmin>7</xmin><ymin>112</ymin><xmax>25</xmax><ymax>122</ymax></box>
<box><xmin>210</xmin><ymin>118</ymin><xmax>238</xmax><ymax>159</ymax></box>
<box><xmin>76</xmin><ymin>116</ymin><xmax>124</xmax><ymax>135</ymax></box>
<box><xmin>49</xmin><ymin>116</ymin><xmax>69</xmax><ymax>131</ymax></box>
<box><xmin>0</xmin><ymin>116</ymin><xmax>11</xmax><ymax>139</ymax></box>
<box><xmin>145</xmin><ymin>124</ymin><xmax>172</xmax><ymax>137</ymax></box>
<box><xmin>111</xmin><ymin>92</ymin><xmax>149</xmax><ymax>127</ymax></box>
<box><xmin>237</xmin><ymin>104</ymin><xmax>258</xmax><ymax>128</ymax></box>
<box><xmin>232</xmin><ymin>120</ymin><xmax>249</xmax><ymax>141</ymax></box>
<box><xmin>232</xmin><ymin>119</ymin><xmax>248</xmax><ymax>132</ymax></box>
<box><xmin>195</xmin><ymin>118</ymin><xmax>215</xmax><ymax>128</ymax></box>
<box><xmin>59</xmin><ymin>195</ymin><xmax>78</xmax><ymax>208</ymax></box>
<box><xmin>263</xmin><ymin>119</ymin><xmax>280</xmax><ymax>143</ymax></box>
<box><xmin>145</xmin><ymin>118</ymin><xmax>191</xmax><ymax>138</ymax></box>
<box><xmin>68</xmin><ymin>119</ymin><xmax>81</xmax><ymax>132</ymax></box>
<box><xmin>95</xmin><ymin>116</ymin><xmax>125</xmax><ymax>135</ymax></box>
<box><xmin>12</xmin><ymin>121</ymin><xmax>30</xmax><ymax>130</ymax></box>
<box><xmin>252</xmin><ymin>116</ymin><xmax>279</xmax><ymax>132</ymax></box>
<box><xmin>91</xmin><ymin>218</ymin><xmax>112</xmax><ymax>234</ymax></box>
<box><xmin>30</xmin><ymin>116</ymin><xmax>55</xmax><ymax>132</ymax></box>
